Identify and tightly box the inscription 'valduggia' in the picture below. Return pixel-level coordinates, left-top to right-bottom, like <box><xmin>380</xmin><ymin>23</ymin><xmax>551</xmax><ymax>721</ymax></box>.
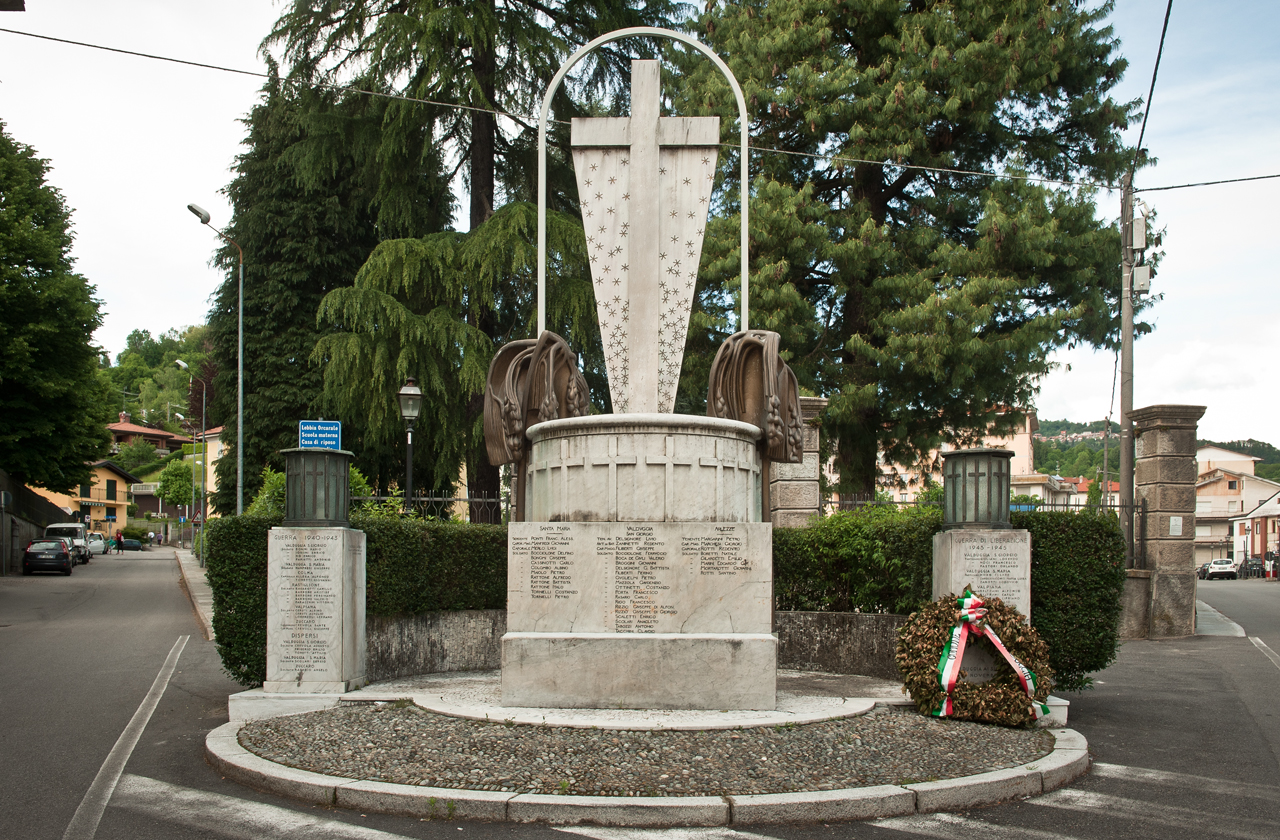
<box><xmin>507</xmin><ymin>521</ymin><xmax>772</xmax><ymax>635</ymax></box>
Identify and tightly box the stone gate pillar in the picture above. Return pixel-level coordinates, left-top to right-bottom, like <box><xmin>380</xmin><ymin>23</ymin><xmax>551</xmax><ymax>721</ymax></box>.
<box><xmin>769</xmin><ymin>396</ymin><xmax>826</xmax><ymax>527</ymax></box>
<box><xmin>1130</xmin><ymin>404</ymin><xmax>1205</xmax><ymax>639</ymax></box>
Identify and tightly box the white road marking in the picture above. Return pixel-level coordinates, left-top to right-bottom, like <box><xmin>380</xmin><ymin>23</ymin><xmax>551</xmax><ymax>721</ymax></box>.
<box><xmin>113</xmin><ymin>774</ymin><xmax>415</xmax><ymax>839</ymax></box>
<box><xmin>1030</xmin><ymin>788</ymin><xmax>1279</xmax><ymax>840</ymax></box>
<box><xmin>1250</xmin><ymin>636</ymin><xmax>1280</xmax><ymax>672</ymax></box>
<box><xmin>873</xmin><ymin>812</ymin><xmax>1083</xmax><ymax>839</ymax></box>
<box><xmin>557</xmin><ymin>829</ymin><xmax>774</xmax><ymax>840</ymax></box>
<box><xmin>1092</xmin><ymin>762</ymin><xmax>1280</xmax><ymax>800</ymax></box>
<box><xmin>62</xmin><ymin>635</ymin><xmax>188</xmax><ymax>840</ymax></box>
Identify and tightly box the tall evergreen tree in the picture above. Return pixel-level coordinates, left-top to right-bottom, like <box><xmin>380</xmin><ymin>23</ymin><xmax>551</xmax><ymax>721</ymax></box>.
<box><xmin>206</xmin><ymin>71</ymin><xmax>453</xmax><ymax>513</ymax></box>
<box><xmin>0</xmin><ymin>122</ymin><xmax>111</xmax><ymax>491</ymax></box>
<box><xmin>676</xmin><ymin>0</ymin><xmax>1153</xmax><ymax>491</ymax></box>
<box><xmin>266</xmin><ymin>0</ymin><xmax>680</xmax><ymax>520</ymax></box>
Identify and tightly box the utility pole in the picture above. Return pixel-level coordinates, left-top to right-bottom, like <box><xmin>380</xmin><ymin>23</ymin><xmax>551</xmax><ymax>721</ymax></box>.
<box><xmin>1119</xmin><ymin>173</ymin><xmax>1136</xmax><ymax>567</ymax></box>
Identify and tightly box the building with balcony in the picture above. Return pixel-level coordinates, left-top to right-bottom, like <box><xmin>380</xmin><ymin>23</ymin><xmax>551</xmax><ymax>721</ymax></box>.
<box><xmin>32</xmin><ymin>460</ymin><xmax>141</xmax><ymax>533</ymax></box>
<box><xmin>1195</xmin><ymin>446</ymin><xmax>1280</xmax><ymax>564</ymax></box>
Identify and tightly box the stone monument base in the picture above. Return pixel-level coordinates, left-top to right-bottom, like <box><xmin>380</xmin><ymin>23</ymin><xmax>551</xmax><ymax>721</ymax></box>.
<box><xmin>501</xmin><ymin>632</ymin><xmax>777</xmax><ymax>710</ymax></box>
<box><xmin>263</xmin><ymin>526</ymin><xmax>367</xmax><ymax>694</ymax></box>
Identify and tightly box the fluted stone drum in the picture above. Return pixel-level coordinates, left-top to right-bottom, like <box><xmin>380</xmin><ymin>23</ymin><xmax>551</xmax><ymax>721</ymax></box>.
<box><xmin>523</xmin><ymin>414</ymin><xmax>763</xmax><ymax>523</ymax></box>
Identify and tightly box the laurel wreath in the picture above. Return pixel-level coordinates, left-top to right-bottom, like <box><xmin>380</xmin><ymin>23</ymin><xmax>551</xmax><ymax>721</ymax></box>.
<box><xmin>895</xmin><ymin>592</ymin><xmax>1054</xmax><ymax>727</ymax></box>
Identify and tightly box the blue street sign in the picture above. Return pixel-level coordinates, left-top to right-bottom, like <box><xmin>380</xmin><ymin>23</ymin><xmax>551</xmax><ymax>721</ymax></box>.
<box><xmin>299</xmin><ymin>420</ymin><xmax>342</xmax><ymax>450</ymax></box>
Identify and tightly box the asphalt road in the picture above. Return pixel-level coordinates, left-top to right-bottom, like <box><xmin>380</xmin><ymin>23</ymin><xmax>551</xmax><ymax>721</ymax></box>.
<box><xmin>4</xmin><ymin>554</ymin><xmax>1280</xmax><ymax>839</ymax></box>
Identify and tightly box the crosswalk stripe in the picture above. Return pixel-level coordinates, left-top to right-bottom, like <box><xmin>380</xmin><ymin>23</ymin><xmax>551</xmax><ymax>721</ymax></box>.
<box><xmin>557</xmin><ymin>829</ymin><xmax>774</xmax><ymax>840</ymax></box>
<box><xmin>113</xmin><ymin>774</ymin><xmax>414</xmax><ymax>839</ymax></box>
<box><xmin>1030</xmin><ymin>788</ymin><xmax>1279</xmax><ymax>840</ymax></box>
<box><xmin>872</xmin><ymin>812</ymin><xmax>1083</xmax><ymax>839</ymax></box>
<box><xmin>1092</xmin><ymin>762</ymin><xmax>1280</xmax><ymax>800</ymax></box>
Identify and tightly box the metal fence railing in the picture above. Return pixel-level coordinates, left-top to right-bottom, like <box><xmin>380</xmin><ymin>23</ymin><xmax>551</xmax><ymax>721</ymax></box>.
<box><xmin>351</xmin><ymin>492</ymin><xmax>509</xmax><ymax>523</ymax></box>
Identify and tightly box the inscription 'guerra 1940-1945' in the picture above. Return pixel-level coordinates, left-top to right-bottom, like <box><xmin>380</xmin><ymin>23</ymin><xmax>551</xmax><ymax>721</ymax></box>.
<box><xmin>507</xmin><ymin>521</ymin><xmax>772</xmax><ymax>635</ymax></box>
<box><xmin>269</xmin><ymin>530</ymin><xmax>342</xmax><ymax>675</ymax></box>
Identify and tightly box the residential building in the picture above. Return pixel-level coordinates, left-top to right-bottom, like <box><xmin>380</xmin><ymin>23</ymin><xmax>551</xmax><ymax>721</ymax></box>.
<box><xmin>1194</xmin><ymin>445</ymin><xmax>1280</xmax><ymax>564</ymax></box>
<box><xmin>828</xmin><ymin>410</ymin><xmax>1040</xmax><ymax>504</ymax></box>
<box><xmin>32</xmin><ymin>460</ymin><xmax>140</xmax><ymax>533</ymax></box>
<box><xmin>1229</xmin><ymin>490</ymin><xmax>1280</xmax><ymax>565</ymax></box>
<box><xmin>108</xmin><ymin>411</ymin><xmax>191</xmax><ymax>457</ymax></box>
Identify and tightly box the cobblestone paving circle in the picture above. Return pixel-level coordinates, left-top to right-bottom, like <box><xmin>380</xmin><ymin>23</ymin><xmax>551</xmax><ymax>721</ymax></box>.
<box><xmin>238</xmin><ymin>703</ymin><xmax>1054</xmax><ymax>797</ymax></box>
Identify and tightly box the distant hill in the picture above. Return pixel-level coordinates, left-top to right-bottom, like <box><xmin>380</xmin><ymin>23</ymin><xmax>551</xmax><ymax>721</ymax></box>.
<box><xmin>1036</xmin><ymin>418</ymin><xmax>1119</xmax><ymax>437</ymax></box>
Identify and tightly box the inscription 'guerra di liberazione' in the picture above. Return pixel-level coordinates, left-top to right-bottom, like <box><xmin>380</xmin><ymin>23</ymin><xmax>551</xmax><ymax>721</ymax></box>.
<box><xmin>507</xmin><ymin>521</ymin><xmax>772</xmax><ymax>635</ymax></box>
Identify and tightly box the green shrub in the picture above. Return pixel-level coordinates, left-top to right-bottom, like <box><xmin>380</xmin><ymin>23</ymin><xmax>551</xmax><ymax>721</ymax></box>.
<box><xmin>1013</xmin><ymin>510</ymin><xmax>1127</xmax><ymax>692</ymax></box>
<box><xmin>775</xmin><ymin>505</ymin><xmax>939</xmax><ymax>614</ymax></box>
<box><xmin>121</xmin><ymin>524</ymin><xmax>151</xmax><ymax>543</ymax></box>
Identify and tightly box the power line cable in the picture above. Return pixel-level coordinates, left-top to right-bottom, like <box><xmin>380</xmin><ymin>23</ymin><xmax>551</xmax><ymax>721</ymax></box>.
<box><xmin>1134</xmin><ymin>172</ymin><xmax>1280</xmax><ymax>193</ymax></box>
<box><xmin>6</xmin><ymin>23</ymin><xmax>1272</xmax><ymax>198</ymax></box>
<box><xmin>1131</xmin><ymin>0</ymin><xmax>1174</xmax><ymax>176</ymax></box>
<box><xmin>0</xmin><ymin>26</ymin><xmax>539</xmax><ymax>123</ymax></box>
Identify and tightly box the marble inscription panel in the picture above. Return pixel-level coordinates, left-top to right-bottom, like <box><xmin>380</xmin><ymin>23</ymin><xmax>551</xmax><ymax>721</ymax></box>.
<box><xmin>507</xmin><ymin>521</ymin><xmax>772</xmax><ymax>634</ymax></box>
<box><xmin>934</xmin><ymin>529</ymin><xmax>1031</xmax><ymax>622</ymax></box>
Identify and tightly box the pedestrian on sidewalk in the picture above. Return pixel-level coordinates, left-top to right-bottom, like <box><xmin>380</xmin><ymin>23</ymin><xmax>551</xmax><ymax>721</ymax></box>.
<box><xmin>115</xmin><ymin>530</ymin><xmax>124</xmax><ymax>554</ymax></box>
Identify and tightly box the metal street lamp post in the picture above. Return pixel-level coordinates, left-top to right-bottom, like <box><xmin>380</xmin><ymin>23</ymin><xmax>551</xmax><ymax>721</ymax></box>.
<box><xmin>397</xmin><ymin>378</ymin><xmax>422</xmax><ymax>513</ymax></box>
<box><xmin>188</xmin><ymin>203</ymin><xmax>245</xmax><ymax>514</ymax></box>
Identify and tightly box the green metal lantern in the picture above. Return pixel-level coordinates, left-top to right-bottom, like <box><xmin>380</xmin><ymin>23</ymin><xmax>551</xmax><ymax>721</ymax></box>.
<box><xmin>281</xmin><ymin>448</ymin><xmax>354</xmax><ymax>527</ymax></box>
<box><xmin>941</xmin><ymin>448</ymin><xmax>1014</xmax><ymax>530</ymax></box>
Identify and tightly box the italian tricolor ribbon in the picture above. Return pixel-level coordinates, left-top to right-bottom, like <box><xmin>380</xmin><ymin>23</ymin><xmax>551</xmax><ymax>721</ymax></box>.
<box><xmin>933</xmin><ymin>588</ymin><xmax>1051</xmax><ymax>721</ymax></box>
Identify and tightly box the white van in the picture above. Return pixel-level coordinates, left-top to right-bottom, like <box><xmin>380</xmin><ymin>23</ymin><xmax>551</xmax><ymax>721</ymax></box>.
<box><xmin>45</xmin><ymin>522</ymin><xmax>90</xmax><ymax>565</ymax></box>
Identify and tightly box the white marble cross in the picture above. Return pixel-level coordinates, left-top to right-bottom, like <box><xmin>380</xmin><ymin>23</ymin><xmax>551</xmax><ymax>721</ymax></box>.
<box><xmin>572</xmin><ymin>60</ymin><xmax>719</xmax><ymax>414</ymax></box>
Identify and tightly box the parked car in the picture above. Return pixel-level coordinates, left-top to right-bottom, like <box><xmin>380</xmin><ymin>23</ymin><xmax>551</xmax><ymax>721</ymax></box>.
<box><xmin>1205</xmin><ymin>559</ymin><xmax>1237</xmax><ymax>580</ymax></box>
<box><xmin>1197</xmin><ymin>563</ymin><xmax>1211</xmax><ymax>580</ymax></box>
<box><xmin>44</xmin><ymin>522</ymin><xmax>90</xmax><ymax>565</ymax></box>
<box><xmin>23</xmin><ymin>539</ymin><xmax>74</xmax><ymax>576</ymax></box>
<box><xmin>87</xmin><ymin>533</ymin><xmax>108</xmax><ymax>556</ymax></box>
<box><xmin>122</xmin><ymin>539</ymin><xmax>143</xmax><ymax>551</ymax></box>
<box><xmin>1246</xmin><ymin>559</ymin><xmax>1265</xmax><ymax>578</ymax></box>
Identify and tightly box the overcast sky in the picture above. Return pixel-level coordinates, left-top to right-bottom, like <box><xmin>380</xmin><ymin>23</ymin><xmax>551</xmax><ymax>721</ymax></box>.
<box><xmin>2</xmin><ymin>1</ymin><xmax>1276</xmax><ymax>444</ymax></box>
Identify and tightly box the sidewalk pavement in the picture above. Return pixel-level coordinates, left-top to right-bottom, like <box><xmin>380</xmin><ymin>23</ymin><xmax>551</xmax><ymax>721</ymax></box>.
<box><xmin>174</xmin><ymin>546</ymin><xmax>214</xmax><ymax>642</ymax></box>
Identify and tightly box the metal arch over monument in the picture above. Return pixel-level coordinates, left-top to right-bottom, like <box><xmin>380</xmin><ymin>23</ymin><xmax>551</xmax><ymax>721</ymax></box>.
<box><xmin>489</xmin><ymin>28</ymin><xmax>804</xmax><ymax>711</ymax></box>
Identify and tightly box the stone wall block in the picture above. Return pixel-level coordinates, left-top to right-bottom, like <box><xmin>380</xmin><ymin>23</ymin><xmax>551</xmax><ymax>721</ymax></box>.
<box><xmin>771</xmin><ymin>481</ymin><xmax>819</xmax><ymax>510</ymax></box>
<box><xmin>1135</xmin><ymin>428</ymin><xmax>1197</xmax><ymax>459</ymax></box>
<box><xmin>1119</xmin><ymin>571</ymin><xmax>1151</xmax><ymax>640</ymax></box>
<box><xmin>1151</xmin><ymin>513</ymin><xmax>1195</xmax><ymax>542</ymax></box>
<box><xmin>1149</xmin><ymin>572</ymin><xmax>1197</xmax><ymax>638</ymax></box>
<box><xmin>772</xmin><ymin>451</ymin><xmax>819</xmax><ymax>481</ymax></box>
<box><xmin>802</xmin><ymin>425</ymin><xmax>819</xmax><ymax>451</ymax></box>
<box><xmin>1136</xmin><ymin>483</ymin><xmax>1196</xmax><ymax>513</ymax></box>
<box><xmin>1135</xmin><ymin>456</ymin><xmax>1198</xmax><ymax>486</ymax></box>
<box><xmin>772</xmin><ymin>509</ymin><xmax>818</xmax><ymax>529</ymax></box>
<box><xmin>1144</xmin><ymin>540</ymin><xmax>1196</xmax><ymax>571</ymax></box>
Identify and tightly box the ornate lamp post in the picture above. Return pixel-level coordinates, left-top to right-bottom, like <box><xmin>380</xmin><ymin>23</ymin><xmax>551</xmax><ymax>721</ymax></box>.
<box><xmin>397</xmin><ymin>377</ymin><xmax>422</xmax><ymax>512</ymax></box>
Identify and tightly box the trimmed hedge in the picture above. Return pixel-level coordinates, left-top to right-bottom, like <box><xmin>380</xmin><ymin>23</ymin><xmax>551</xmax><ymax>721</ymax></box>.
<box><xmin>774</xmin><ymin>505</ymin><xmax>1126</xmax><ymax>692</ymax></box>
<box><xmin>205</xmin><ymin>507</ymin><xmax>1125</xmax><ymax>692</ymax></box>
<box><xmin>1014</xmin><ymin>510</ymin><xmax>1127</xmax><ymax>692</ymax></box>
<box><xmin>204</xmin><ymin>514</ymin><xmax>278</xmax><ymax>687</ymax></box>
<box><xmin>774</xmin><ymin>505</ymin><xmax>939</xmax><ymax>615</ymax></box>
<box><xmin>204</xmin><ymin>513</ymin><xmax>507</xmax><ymax>687</ymax></box>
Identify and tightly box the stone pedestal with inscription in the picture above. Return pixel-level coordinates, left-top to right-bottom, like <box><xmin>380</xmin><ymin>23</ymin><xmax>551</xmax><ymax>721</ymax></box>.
<box><xmin>933</xmin><ymin>529</ymin><xmax>1031</xmax><ymax>686</ymax></box>
<box><xmin>501</xmin><ymin>415</ymin><xmax>776</xmax><ymax>709</ymax></box>
<box><xmin>263</xmin><ymin>527</ymin><xmax>367</xmax><ymax>694</ymax></box>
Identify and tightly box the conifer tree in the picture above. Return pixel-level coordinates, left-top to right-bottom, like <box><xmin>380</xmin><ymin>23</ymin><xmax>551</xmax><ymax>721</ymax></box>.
<box><xmin>206</xmin><ymin>71</ymin><xmax>453</xmax><ymax>512</ymax></box>
<box><xmin>266</xmin><ymin>1</ymin><xmax>679</xmax><ymax>519</ymax></box>
<box><xmin>676</xmin><ymin>0</ymin><xmax>1152</xmax><ymax>492</ymax></box>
